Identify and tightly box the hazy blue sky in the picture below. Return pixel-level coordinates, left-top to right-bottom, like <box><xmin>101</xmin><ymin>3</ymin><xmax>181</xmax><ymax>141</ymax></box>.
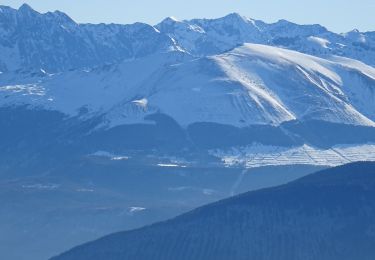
<box><xmin>1</xmin><ymin>0</ymin><xmax>374</xmax><ymax>33</ymax></box>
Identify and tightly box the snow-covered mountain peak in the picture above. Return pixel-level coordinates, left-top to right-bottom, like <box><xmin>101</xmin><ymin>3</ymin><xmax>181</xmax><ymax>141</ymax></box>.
<box><xmin>230</xmin><ymin>44</ymin><xmax>340</xmax><ymax>82</ymax></box>
<box><xmin>344</xmin><ymin>29</ymin><xmax>366</xmax><ymax>43</ymax></box>
<box><xmin>156</xmin><ymin>16</ymin><xmax>203</xmax><ymax>32</ymax></box>
<box><xmin>13</xmin><ymin>4</ymin><xmax>75</xmax><ymax>26</ymax></box>
<box><xmin>2</xmin><ymin>43</ymin><xmax>375</xmax><ymax>128</ymax></box>
<box><xmin>1</xmin><ymin>4</ymin><xmax>375</xmax><ymax>129</ymax></box>
<box><xmin>268</xmin><ymin>19</ymin><xmax>328</xmax><ymax>38</ymax></box>
<box><xmin>47</xmin><ymin>10</ymin><xmax>77</xmax><ymax>25</ymax></box>
<box><xmin>275</xmin><ymin>19</ymin><xmax>290</xmax><ymax>24</ymax></box>
<box><xmin>1</xmin><ymin>4</ymin><xmax>375</xmax><ymax>72</ymax></box>
<box><xmin>18</xmin><ymin>3</ymin><xmax>35</xmax><ymax>13</ymax></box>
<box><xmin>0</xmin><ymin>5</ymin><xmax>178</xmax><ymax>72</ymax></box>
<box><xmin>220</xmin><ymin>12</ymin><xmax>248</xmax><ymax>23</ymax></box>
<box><xmin>162</xmin><ymin>16</ymin><xmax>179</xmax><ymax>23</ymax></box>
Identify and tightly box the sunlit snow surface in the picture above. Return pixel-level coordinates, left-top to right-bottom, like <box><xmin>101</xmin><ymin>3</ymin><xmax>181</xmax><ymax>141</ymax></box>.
<box><xmin>1</xmin><ymin>44</ymin><xmax>375</xmax><ymax>128</ymax></box>
<box><xmin>210</xmin><ymin>143</ymin><xmax>375</xmax><ymax>168</ymax></box>
<box><xmin>91</xmin><ymin>144</ymin><xmax>375</xmax><ymax>170</ymax></box>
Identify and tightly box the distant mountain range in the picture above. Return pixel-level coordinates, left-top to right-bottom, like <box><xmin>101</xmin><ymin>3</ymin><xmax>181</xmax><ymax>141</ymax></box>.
<box><xmin>1</xmin><ymin>4</ymin><xmax>375</xmax><ymax>137</ymax></box>
<box><xmin>1</xmin><ymin>4</ymin><xmax>375</xmax><ymax>73</ymax></box>
<box><xmin>51</xmin><ymin>161</ymin><xmax>375</xmax><ymax>260</ymax></box>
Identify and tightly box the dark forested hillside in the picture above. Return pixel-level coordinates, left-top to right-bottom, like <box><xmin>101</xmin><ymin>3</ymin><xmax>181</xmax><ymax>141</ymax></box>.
<box><xmin>52</xmin><ymin>162</ymin><xmax>375</xmax><ymax>260</ymax></box>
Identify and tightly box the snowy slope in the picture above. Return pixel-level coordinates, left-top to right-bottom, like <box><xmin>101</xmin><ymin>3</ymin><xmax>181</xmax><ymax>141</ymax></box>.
<box><xmin>0</xmin><ymin>4</ymin><xmax>374</xmax><ymax>130</ymax></box>
<box><xmin>210</xmin><ymin>143</ymin><xmax>375</xmax><ymax>168</ymax></box>
<box><xmin>1</xmin><ymin>44</ymin><xmax>374</xmax><ymax>128</ymax></box>
<box><xmin>0</xmin><ymin>51</ymin><xmax>192</xmax><ymax>124</ymax></box>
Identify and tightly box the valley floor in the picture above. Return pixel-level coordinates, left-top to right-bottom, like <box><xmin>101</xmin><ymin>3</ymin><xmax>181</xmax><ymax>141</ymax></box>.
<box><xmin>211</xmin><ymin>143</ymin><xmax>375</xmax><ymax>168</ymax></box>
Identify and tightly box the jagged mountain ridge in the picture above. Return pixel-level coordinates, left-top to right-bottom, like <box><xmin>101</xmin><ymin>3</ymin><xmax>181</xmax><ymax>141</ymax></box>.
<box><xmin>0</xmin><ymin>4</ymin><xmax>178</xmax><ymax>72</ymax></box>
<box><xmin>0</xmin><ymin>4</ymin><xmax>375</xmax><ymax>73</ymax></box>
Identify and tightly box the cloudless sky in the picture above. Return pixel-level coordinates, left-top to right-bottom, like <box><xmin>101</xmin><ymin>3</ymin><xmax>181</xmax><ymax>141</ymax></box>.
<box><xmin>1</xmin><ymin>0</ymin><xmax>374</xmax><ymax>33</ymax></box>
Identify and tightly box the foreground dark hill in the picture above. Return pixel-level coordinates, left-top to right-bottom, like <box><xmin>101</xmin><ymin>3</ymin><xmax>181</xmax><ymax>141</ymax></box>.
<box><xmin>53</xmin><ymin>161</ymin><xmax>375</xmax><ymax>260</ymax></box>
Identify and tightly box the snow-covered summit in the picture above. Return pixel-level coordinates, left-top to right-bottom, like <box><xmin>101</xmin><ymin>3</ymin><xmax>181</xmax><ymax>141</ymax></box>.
<box><xmin>1</xmin><ymin>44</ymin><xmax>375</xmax><ymax>128</ymax></box>
<box><xmin>1</xmin><ymin>4</ymin><xmax>375</xmax><ymax>73</ymax></box>
<box><xmin>1</xmin><ymin>4</ymin><xmax>375</xmax><ymax>130</ymax></box>
<box><xmin>156</xmin><ymin>14</ymin><xmax>375</xmax><ymax>66</ymax></box>
<box><xmin>0</xmin><ymin>4</ymin><xmax>177</xmax><ymax>72</ymax></box>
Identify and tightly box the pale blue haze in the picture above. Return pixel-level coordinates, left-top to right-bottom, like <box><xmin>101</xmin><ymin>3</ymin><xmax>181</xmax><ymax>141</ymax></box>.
<box><xmin>1</xmin><ymin>0</ymin><xmax>374</xmax><ymax>33</ymax></box>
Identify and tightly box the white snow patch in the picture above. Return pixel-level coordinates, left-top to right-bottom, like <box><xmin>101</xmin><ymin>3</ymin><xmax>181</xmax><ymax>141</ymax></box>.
<box><xmin>0</xmin><ymin>84</ymin><xmax>45</xmax><ymax>96</ymax></box>
<box><xmin>129</xmin><ymin>207</ymin><xmax>146</xmax><ymax>213</ymax></box>
<box><xmin>111</xmin><ymin>156</ymin><xmax>129</xmax><ymax>161</ymax></box>
<box><xmin>90</xmin><ymin>151</ymin><xmax>130</xmax><ymax>161</ymax></box>
<box><xmin>308</xmin><ymin>36</ymin><xmax>331</xmax><ymax>49</ymax></box>
<box><xmin>210</xmin><ymin>143</ymin><xmax>375</xmax><ymax>168</ymax></box>
<box><xmin>132</xmin><ymin>98</ymin><xmax>148</xmax><ymax>108</ymax></box>
<box><xmin>157</xmin><ymin>163</ymin><xmax>187</xmax><ymax>168</ymax></box>
<box><xmin>76</xmin><ymin>188</ymin><xmax>94</xmax><ymax>192</ymax></box>
<box><xmin>22</xmin><ymin>184</ymin><xmax>60</xmax><ymax>190</ymax></box>
<box><xmin>167</xmin><ymin>16</ymin><xmax>179</xmax><ymax>22</ymax></box>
